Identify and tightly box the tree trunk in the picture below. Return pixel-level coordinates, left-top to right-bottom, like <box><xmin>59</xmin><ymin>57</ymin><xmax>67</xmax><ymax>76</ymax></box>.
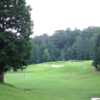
<box><xmin>0</xmin><ymin>67</ymin><xmax>4</xmax><ymax>83</ymax></box>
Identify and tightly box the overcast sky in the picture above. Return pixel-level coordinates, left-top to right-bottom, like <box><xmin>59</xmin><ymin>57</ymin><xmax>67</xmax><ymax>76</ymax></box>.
<box><xmin>26</xmin><ymin>0</ymin><xmax>100</xmax><ymax>36</ymax></box>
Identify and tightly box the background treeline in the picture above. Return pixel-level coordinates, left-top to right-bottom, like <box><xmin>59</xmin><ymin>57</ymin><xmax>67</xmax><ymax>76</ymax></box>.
<box><xmin>29</xmin><ymin>27</ymin><xmax>100</xmax><ymax>64</ymax></box>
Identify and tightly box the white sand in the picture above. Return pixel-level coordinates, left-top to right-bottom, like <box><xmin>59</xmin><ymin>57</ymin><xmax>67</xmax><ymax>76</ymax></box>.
<box><xmin>51</xmin><ymin>64</ymin><xmax>64</xmax><ymax>68</ymax></box>
<box><xmin>91</xmin><ymin>98</ymin><xmax>100</xmax><ymax>100</ymax></box>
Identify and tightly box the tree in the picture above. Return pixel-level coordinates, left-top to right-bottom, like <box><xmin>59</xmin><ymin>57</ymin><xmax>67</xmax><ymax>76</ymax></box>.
<box><xmin>43</xmin><ymin>49</ymin><xmax>50</xmax><ymax>62</ymax></box>
<box><xmin>0</xmin><ymin>0</ymin><xmax>32</xmax><ymax>82</ymax></box>
<box><xmin>93</xmin><ymin>34</ymin><xmax>100</xmax><ymax>71</ymax></box>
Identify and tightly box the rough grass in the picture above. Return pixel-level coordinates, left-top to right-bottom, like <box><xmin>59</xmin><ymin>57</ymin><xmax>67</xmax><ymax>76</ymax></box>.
<box><xmin>0</xmin><ymin>61</ymin><xmax>100</xmax><ymax>100</ymax></box>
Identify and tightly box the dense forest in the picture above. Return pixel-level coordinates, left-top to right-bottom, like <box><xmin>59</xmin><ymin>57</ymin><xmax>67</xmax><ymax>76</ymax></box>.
<box><xmin>29</xmin><ymin>26</ymin><xmax>100</xmax><ymax>64</ymax></box>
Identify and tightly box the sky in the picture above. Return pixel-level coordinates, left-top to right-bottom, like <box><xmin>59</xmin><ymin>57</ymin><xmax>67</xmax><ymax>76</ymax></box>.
<box><xmin>26</xmin><ymin>0</ymin><xmax>100</xmax><ymax>36</ymax></box>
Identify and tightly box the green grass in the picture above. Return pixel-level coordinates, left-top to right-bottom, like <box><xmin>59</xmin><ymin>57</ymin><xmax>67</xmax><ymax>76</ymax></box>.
<box><xmin>0</xmin><ymin>61</ymin><xmax>100</xmax><ymax>100</ymax></box>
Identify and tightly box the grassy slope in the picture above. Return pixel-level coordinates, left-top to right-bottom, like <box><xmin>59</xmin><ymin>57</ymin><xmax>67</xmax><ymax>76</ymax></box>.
<box><xmin>0</xmin><ymin>61</ymin><xmax>100</xmax><ymax>100</ymax></box>
<box><xmin>0</xmin><ymin>83</ymin><xmax>34</xmax><ymax>100</ymax></box>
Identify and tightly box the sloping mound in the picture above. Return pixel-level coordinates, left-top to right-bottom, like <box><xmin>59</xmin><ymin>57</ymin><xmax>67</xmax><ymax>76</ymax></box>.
<box><xmin>0</xmin><ymin>84</ymin><xmax>32</xmax><ymax>100</ymax></box>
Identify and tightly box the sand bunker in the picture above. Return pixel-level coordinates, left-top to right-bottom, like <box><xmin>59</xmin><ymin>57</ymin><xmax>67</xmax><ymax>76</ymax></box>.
<box><xmin>51</xmin><ymin>64</ymin><xmax>64</xmax><ymax>68</ymax></box>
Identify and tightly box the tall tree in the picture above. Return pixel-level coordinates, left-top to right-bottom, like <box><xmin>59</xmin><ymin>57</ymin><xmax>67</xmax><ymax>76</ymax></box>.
<box><xmin>43</xmin><ymin>49</ymin><xmax>50</xmax><ymax>62</ymax></box>
<box><xmin>93</xmin><ymin>34</ymin><xmax>100</xmax><ymax>71</ymax></box>
<box><xmin>0</xmin><ymin>0</ymin><xmax>32</xmax><ymax>82</ymax></box>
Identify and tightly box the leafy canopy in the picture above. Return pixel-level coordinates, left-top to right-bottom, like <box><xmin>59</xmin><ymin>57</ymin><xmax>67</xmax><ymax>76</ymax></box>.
<box><xmin>0</xmin><ymin>0</ymin><xmax>33</xmax><ymax>71</ymax></box>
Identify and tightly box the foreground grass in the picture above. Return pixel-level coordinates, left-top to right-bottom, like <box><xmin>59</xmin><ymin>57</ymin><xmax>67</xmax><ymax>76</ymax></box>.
<box><xmin>1</xmin><ymin>61</ymin><xmax>100</xmax><ymax>100</ymax></box>
<box><xmin>0</xmin><ymin>83</ymin><xmax>34</xmax><ymax>100</ymax></box>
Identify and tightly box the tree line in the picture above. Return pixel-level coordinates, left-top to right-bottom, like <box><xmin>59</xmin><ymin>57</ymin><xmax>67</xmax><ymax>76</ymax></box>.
<box><xmin>30</xmin><ymin>27</ymin><xmax>100</xmax><ymax>66</ymax></box>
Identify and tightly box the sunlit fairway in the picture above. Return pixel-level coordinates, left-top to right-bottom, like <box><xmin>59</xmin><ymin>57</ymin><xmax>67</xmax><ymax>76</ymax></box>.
<box><xmin>0</xmin><ymin>61</ymin><xmax>100</xmax><ymax>100</ymax></box>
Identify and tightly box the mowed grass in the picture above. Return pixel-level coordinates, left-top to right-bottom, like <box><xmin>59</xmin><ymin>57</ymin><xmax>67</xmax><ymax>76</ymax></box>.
<box><xmin>1</xmin><ymin>61</ymin><xmax>100</xmax><ymax>100</ymax></box>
